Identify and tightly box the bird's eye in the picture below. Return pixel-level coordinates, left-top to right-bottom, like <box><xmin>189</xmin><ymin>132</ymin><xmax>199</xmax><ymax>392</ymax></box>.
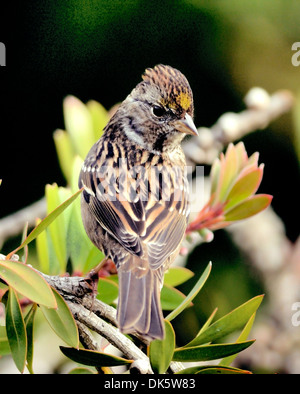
<box><xmin>152</xmin><ymin>105</ymin><xmax>166</xmax><ymax>118</ymax></box>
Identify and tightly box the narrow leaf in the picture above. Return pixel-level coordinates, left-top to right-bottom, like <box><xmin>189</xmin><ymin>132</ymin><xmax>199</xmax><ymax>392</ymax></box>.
<box><xmin>196</xmin><ymin>366</ymin><xmax>252</xmax><ymax>374</ymax></box>
<box><xmin>185</xmin><ymin>295</ymin><xmax>263</xmax><ymax>348</ymax></box>
<box><xmin>70</xmin><ymin>155</ymin><xmax>83</xmax><ymax>193</ymax></box>
<box><xmin>210</xmin><ymin>158</ymin><xmax>221</xmax><ymax>202</ymax></box>
<box><xmin>63</xmin><ymin>95</ymin><xmax>95</xmax><ymax>159</ymax></box>
<box><xmin>218</xmin><ymin>143</ymin><xmax>239</xmax><ymax>202</ymax></box>
<box><xmin>0</xmin><ymin>260</ymin><xmax>56</xmax><ymax>308</ymax></box>
<box><xmin>149</xmin><ymin>320</ymin><xmax>175</xmax><ymax>374</ymax></box>
<box><xmin>40</xmin><ymin>288</ymin><xmax>79</xmax><ymax>348</ymax></box>
<box><xmin>53</xmin><ymin>129</ymin><xmax>76</xmax><ymax>183</ymax></box>
<box><xmin>46</xmin><ymin>184</ymin><xmax>70</xmax><ymax>271</ymax></box>
<box><xmin>166</xmin><ymin>262</ymin><xmax>212</xmax><ymax>322</ymax></box>
<box><xmin>6</xmin><ymin>288</ymin><xmax>27</xmax><ymax>373</ymax></box>
<box><xmin>176</xmin><ymin>364</ymin><xmax>251</xmax><ymax>374</ymax></box>
<box><xmin>224</xmin><ymin>168</ymin><xmax>263</xmax><ymax>212</ymax></box>
<box><xmin>21</xmin><ymin>223</ymin><xmax>29</xmax><ymax>263</ymax></box>
<box><xmin>197</xmin><ymin>307</ymin><xmax>218</xmax><ymax>336</ymax></box>
<box><xmin>224</xmin><ymin>194</ymin><xmax>272</xmax><ymax>221</ymax></box>
<box><xmin>24</xmin><ymin>304</ymin><xmax>37</xmax><ymax>374</ymax></box>
<box><xmin>173</xmin><ymin>340</ymin><xmax>254</xmax><ymax>362</ymax></box>
<box><xmin>0</xmin><ymin>326</ymin><xmax>11</xmax><ymax>355</ymax></box>
<box><xmin>68</xmin><ymin>157</ymin><xmax>106</xmax><ymax>272</ymax></box>
<box><xmin>8</xmin><ymin>188</ymin><xmax>83</xmax><ymax>258</ymax></box>
<box><xmin>220</xmin><ymin>312</ymin><xmax>256</xmax><ymax>367</ymax></box>
<box><xmin>69</xmin><ymin>367</ymin><xmax>95</xmax><ymax>374</ymax></box>
<box><xmin>60</xmin><ymin>346</ymin><xmax>133</xmax><ymax>367</ymax></box>
<box><xmin>35</xmin><ymin>218</ymin><xmax>51</xmax><ymax>274</ymax></box>
<box><xmin>86</xmin><ymin>99</ymin><xmax>109</xmax><ymax>140</ymax></box>
<box><xmin>67</xmin><ymin>195</ymin><xmax>104</xmax><ymax>273</ymax></box>
<box><xmin>161</xmin><ymin>285</ymin><xmax>188</xmax><ymax>311</ymax></box>
<box><xmin>235</xmin><ymin>142</ymin><xmax>248</xmax><ymax>172</ymax></box>
<box><xmin>96</xmin><ymin>278</ymin><xmax>119</xmax><ymax>305</ymax></box>
<box><xmin>163</xmin><ymin>267</ymin><xmax>194</xmax><ymax>287</ymax></box>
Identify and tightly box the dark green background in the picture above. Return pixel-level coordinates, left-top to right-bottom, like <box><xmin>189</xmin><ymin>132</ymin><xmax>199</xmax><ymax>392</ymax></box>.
<box><xmin>0</xmin><ymin>1</ymin><xmax>299</xmax><ymax>366</ymax></box>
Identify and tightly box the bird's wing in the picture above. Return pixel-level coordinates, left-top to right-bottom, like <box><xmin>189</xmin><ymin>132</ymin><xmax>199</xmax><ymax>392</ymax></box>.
<box><xmin>79</xmin><ymin>151</ymin><xmax>189</xmax><ymax>269</ymax></box>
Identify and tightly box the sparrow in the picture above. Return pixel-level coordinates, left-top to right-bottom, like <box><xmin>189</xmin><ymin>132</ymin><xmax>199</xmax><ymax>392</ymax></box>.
<box><xmin>79</xmin><ymin>64</ymin><xmax>198</xmax><ymax>340</ymax></box>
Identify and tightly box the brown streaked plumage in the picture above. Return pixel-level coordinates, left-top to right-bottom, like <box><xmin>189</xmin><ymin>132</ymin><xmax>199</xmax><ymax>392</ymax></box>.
<box><xmin>79</xmin><ymin>65</ymin><xmax>197</xmax><ymax>340</ymax></box>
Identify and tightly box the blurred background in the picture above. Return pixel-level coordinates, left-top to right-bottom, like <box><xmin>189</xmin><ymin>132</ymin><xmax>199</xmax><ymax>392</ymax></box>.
<box><xmin>0</xmin><ymin>0</ymin><xmax>299</xmax><ymax>373</ymax></box>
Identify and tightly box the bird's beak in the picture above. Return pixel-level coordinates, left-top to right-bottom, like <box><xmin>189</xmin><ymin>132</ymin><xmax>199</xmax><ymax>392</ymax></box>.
<box><xmin>174</xmin><ymin>113</ymin><xmax>198</xmax><ymax>136</ymax></box>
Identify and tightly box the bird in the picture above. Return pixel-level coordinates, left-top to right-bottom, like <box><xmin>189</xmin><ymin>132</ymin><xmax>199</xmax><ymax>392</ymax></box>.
<box><xmin>79</xmin><ymin>64</ymin><xmax>198</xmax><ymax>340</ymax></box>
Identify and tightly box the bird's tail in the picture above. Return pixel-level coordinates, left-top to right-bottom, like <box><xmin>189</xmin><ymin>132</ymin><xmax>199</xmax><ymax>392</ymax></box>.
<box><xmin>117</xmin><ymin>258</ymin><xmax>165</xmax><ymax>341</ymax></box>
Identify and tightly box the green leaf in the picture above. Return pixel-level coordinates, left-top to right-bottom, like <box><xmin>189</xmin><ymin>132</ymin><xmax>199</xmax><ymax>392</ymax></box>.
<box><xmin>82</xmin><ymin>248</ymin><xmax>106</xmax><ymax>274</ymax></box>
<box><xmin>68</xmin><ymin>367</ymin><xmax>96</xmax><ymax>374</ymax></box>
<box><xmin>66</xmin><ymin>195</ymin><xmax>104</xmax><ymax>274</ymax></box>
<box><xmin>63</xmin><ymin>95</ymin><xmax>95</xmax><ymax>159</ymax></box>
<box><xmin>0</xmin><ymin>326</ymin><xmax>11</xmax><ymax>355</ymax></box>
<box><xmin>163</xmin><ymin>267</ymin><xmax>194</xmax><ymax>287</ymax></box>
<box><xmin>0</xmin><ymin>260</ymin><xmax>56</xmax><ymax>308</ymax></box>
<box><xmin>161</xmin><ymin>285</ymin><xmax>188</xmax><ymax>311</ymax></box>
<box><xmin>176</xmin><ymin>365</ymin><xmax>251</xmax><ymax>374</ymax></box>
<box><xmin>46</xmin><ymin>184</ymin><xmax>72</xmax><ymax>272</ymax></box>
<box><xmin>185</xmin><ymin>295</ymin><xmax>263</xmax><ymax>348</ymax></box>
<box><xmin>21</xmin><ymin>223</ymin><xmax>29</xmax><ymax>263</ymax></box>
<box><xmin>235</xmin><ymin>142</ymin><xmax>248</xmax><ymax>171</ymax></box>
<box><xmin>60</xmin><ymin>346</ymin><xmax>133</xmax><ymax>367</ymax></box>
<box><xmin>224</xmin><ymin>167</ymin><xmax>263</xmax><ymax>212</ymax></box>
<box><xmin>70</xmin><ymin>155</ymin><xmax>83</xmax><ymax>193</ymax></box>
<box><xmin>218</xmin><ymin>143</ymin><xmax>239</xmax><ymax>202</ymax></box>
<box><xmin>67</xmin><ymin>157</ymin><xmax>105</xmax><ymax>273</ymax></box>
<box><xmin>149</xmin><ymin>320</ymin><xmax>175</xmax><ymax>374</ymax></box>
<box><xmin>165</xmin><ymin>262</ymin><xmax>212</xmax><ymax>322</ymax></box>
<box><xmin>40</xmin><ymin>288</ymin><xmax>79</xmax><ymax>348</ymax></box>
<box><xmin>6</xmin><ymin>288</ymin><xmax>27</xmax><ymax>373</ymax></box>
<box><xmin>172</xmin><ymin>340</ymin><xmax>254</xmax><ymax>362</ymax></box>
<box><xmin>220</xmin><ymin>312</ymin><xmax>256</xmax><ymax>367</ymax></box>
<box><xmin>210</xmin><ymin>158</ymin><xmax>221</xmax><ymax>199</ymax></box>
<box><xmin>24</xmin><ymin>304</ymin><xmax>37</xmax><ymax>374</ymax></box>
<box><xmin>35</xmin><ymin>218</ymin><xmax>53</xmax><ymax>275</ymax></box>
<box><xmin>197</xmin><ymin>307</ymin><xmax>218</xmax><ymax>336</ymax></box>
<box><xmin>196</xmin><ymin>366</ymin><xmax>251</xmax><ymax>374</ymax></box>
<box><xmin>8</xmin><ymin>187</ymin><xmax>83</xmax><ymax>258</ymax></box>
<box><xmin>86</xmin><ymin>99</ymin><xmax>109</xmax><ymax>140</ymax></box>
<box><xmin>96</xmin><ymin>278</ymin><xmax>119</xmax><ymax>304</ymax></box>
<box><xmin>53</xmin><ymin>129</ymin><xmax>76</xmax><ymax>183</ymax></box>
<box><xmin>224</xmin><ymin>194</ymin><xmax>272</xmax><ymax>221</ymax></box>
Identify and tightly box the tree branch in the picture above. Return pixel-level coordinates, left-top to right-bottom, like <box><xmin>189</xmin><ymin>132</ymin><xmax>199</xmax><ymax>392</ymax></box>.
<box><xmin>39</xmin><ymin>270</ymin><xmax>184</xmax><ymax>373</ymax></box>
<box><xmin>38</xmin><ymin>272</ymin><xmax>152</xmax><ymax>372</ymax></box>
<box><xmin>183</xmin><ymin>88</ymin><xmax>294</xmax><ymax>167</ymax></box>
<box><xmin>0</xmin><ymin>197</ymin><xmax>46</xmax><ymax>248</ymax></box>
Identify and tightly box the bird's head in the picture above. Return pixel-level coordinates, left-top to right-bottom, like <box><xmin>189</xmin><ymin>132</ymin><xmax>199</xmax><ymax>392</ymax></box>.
<box><xmin>121</xmin><ymin>64</ymin><xmax>197</xmax><ymax>153</ymax></box>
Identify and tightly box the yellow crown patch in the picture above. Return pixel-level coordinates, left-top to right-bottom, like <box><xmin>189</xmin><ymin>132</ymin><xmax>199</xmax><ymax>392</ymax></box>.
<box><xmin>177</xmin><ymin>91</ymin><xmax>191</xmax><ymax>111</ymax></box>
